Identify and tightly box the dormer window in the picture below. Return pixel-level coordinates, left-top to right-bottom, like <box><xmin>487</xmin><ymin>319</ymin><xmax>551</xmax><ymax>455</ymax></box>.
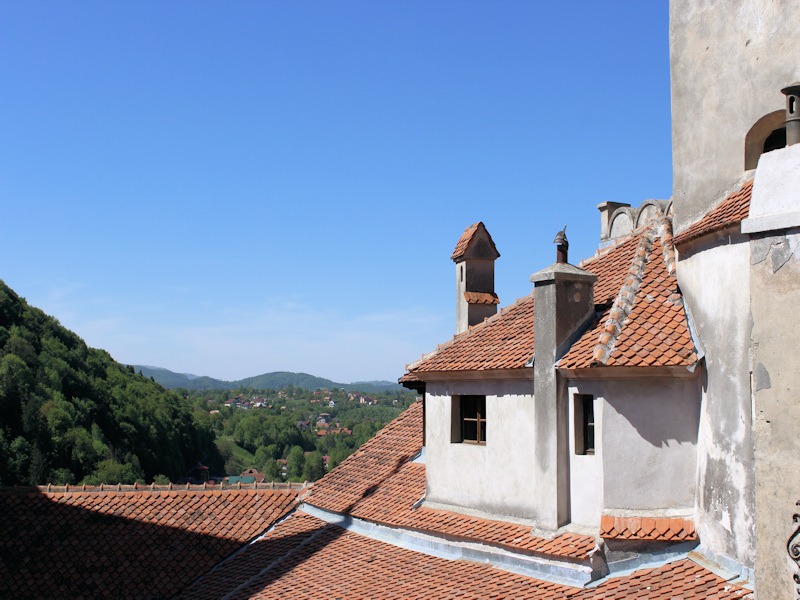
<box><xmin>452</xmin><ymin>395</ymin><xmax>486</xmax><ymax>444</ymax></box>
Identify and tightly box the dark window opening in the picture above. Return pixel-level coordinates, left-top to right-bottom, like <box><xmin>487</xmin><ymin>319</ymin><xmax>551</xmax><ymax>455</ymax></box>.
<box><xmin>574</xmin><ymin>394</ymin><xmax>595</xmax><ymax>455</ymax></box>
<box><xmin>453</xmin><ymin>395</ymin><xmax>486</xmax><ymax>444</ymax></box>
<box><xmin>763</xmin><ymin>127</ymin><xmax>787</xmax><ymax>154</ymax></box>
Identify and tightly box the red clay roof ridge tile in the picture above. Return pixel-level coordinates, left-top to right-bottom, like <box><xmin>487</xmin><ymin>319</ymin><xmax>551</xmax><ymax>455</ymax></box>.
<box><xmin>592</xmin><ymin>221</ymin><xmax>658</xmax><ymax>365</ymax></box>
<box><xmin>451</xmin><ymin>221</ymin><xmax>500</xmax><ymax>261</ymax></box>
<box><xmin>657</xmin><ymin>215</ymin><xmax>676</xmax><ymax>275</ymax></box>
<box><xmin>673</xmin><ymin>179</ymin><xmax>753</xmax><ymax>245</ymax></box>
<box><xmin>600</xmin><ymin>514</ymin><xmax>698</xmax><ymax>542</ymax></box>
<box><xmin>2</xmin><ymin>481</ymin><xmax>305</xmax><ymax>497</ymax></box>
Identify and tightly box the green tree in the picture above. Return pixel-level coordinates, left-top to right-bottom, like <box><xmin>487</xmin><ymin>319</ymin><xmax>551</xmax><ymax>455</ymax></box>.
<box><xmin>286</xmin><ymin>445</ymin><xmax>305</xmax><ymax>479</ymax></box>
<box><xmin>302</xmin><ymin>450</ymin><xmax>325</xmax><ymax>482</ymax></box>
<box><xmin>263</xmin><ymin>459</ymin><xmax>281</xmax><ymax>482</ymax></box>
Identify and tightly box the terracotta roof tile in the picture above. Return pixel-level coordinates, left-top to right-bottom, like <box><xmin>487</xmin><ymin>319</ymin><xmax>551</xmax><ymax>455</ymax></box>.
<box><xmin>465</xmin><ymin>290</ymin><xmax>500</xmax><ymax>304</ymax></box>
<box><xmin>451</xmin><ymin>221</ymin><xmax>500</xmax><ymax>261</ymax></box>
<box><xmin>409</xmin><ymin>215</ymin><xmax>695</xmax><ymax>375</ymax></box>
<box><xmin>599</xmin><ymin>514</ymin><xmax>698</xmax><ymax>542</ymax></box>
<box><xmin>178</xmin><ymin>511</ymin><xmax>749</xmax><ymax>600</ymax></box>
<box><xmin>559</xmin><ymin>221</ymin><xmax>697</xmax><ymax>370</ymax></box>
<box><xmin>304</xmin><ymin>402</ymin><xmax>597</xmax><ymax>560</ymax></box>
<box><xmin>0</xmin><ymin>485</ymin><xmax>298</xmax><ymax>599</ymax></box>
<box><xmin>408</xmin><ymin>293</ymin><xmax>535</xmax><ymax>373</ymax></box>
<box><xmin>673</xmin><ymin>179</ymin><xmax>753</xmax><ymax>245</ymax></box>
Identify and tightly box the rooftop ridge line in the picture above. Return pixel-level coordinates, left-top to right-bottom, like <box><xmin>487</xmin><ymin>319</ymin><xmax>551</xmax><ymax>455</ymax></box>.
<box><xmin>0</xmin><ymin>481</ymin><xmax>307</xmax><ymax>496</ymax></box>
<box><xmin>592</xmin><ymin>221</ymin><xmax>659</xmax><ymax>365</ymax></box>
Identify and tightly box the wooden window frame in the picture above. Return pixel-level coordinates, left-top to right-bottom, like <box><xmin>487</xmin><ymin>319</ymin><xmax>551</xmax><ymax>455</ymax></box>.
<box><xmin>452</xmin><ymin>395</ymin><xmax>486</xmax><ymax>445</ymax></box>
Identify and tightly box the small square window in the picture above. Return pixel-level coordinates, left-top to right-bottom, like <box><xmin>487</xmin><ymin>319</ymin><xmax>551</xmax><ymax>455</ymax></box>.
<box><xmin>452</xmin><ymin>395</ymin><xmax>486</xmax><ymax>444</ymax></box>
<box><xmin>574</xmin><ymin>394</ymin><xmax>595</xmax><ymax>455</ymax></box>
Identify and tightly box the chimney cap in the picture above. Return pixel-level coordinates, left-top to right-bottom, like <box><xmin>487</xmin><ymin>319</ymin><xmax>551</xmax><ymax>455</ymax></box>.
<box><xmin>553</xmin><ymin>225</ymin><xmax>568</xmax><ymax>246</ymax></box>
<box><xmin>781</xmin><ymin>82</ymin><xmax>800</xmax><ymax>96</ymax></box>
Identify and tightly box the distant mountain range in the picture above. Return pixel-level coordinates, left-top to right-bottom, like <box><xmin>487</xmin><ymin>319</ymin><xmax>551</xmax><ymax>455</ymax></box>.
<box><xmin>135</xmin><ymin>366</ymin><xmax>404</xmax><ymax>393</ymax></box>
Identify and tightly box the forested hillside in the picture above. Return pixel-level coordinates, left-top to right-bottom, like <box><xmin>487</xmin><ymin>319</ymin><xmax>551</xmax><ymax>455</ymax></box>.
<box><xmin>0</xmin><ymin>280</ymin><xmax>218</xmax><ymax>486</ymax></box>
<box><xmin>137</xmin><ymin>366</ymin><xmax>403</xmax><ymax>393</ymax></box>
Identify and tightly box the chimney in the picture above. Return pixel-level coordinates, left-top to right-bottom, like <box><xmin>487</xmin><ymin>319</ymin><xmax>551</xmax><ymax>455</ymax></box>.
<box><xmin>451</xmin><ymin>222</ymin><xmax>500</xmax><ymax>334</ymax></box>
<box><xmin>782</xmin><ymin>82</ymin><xmax>800</xmax><ymax>146</ymax></box>
<box><xmin>597</xmin><ymin>201</ymin><xmax>631</xmax><ymax>243</ymax></box>
<box><xmin>528</xmin><ymin>227</ymin><xmax>598</xmax><ymax>531</ymax></box>
<box><xmin>554</xmin><ymin>226</ymin><xmax>568</xmax><ymax>263</ymax></box>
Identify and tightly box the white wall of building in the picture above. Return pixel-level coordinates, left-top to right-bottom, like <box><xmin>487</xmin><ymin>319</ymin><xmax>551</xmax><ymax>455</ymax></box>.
<box><xmin>677</xmin><ymin>237</ymin><xmax>755</xmax><ymax>567</ymax></box>
<box><xmin>424</xmin><ymin>378</ymin><xmax>538</xmax><ymax>521</ymax></box>
<box><xmin>567</xmin><ymin>378</ymin><xmax>700</xmax><ymax>528</ymax></box>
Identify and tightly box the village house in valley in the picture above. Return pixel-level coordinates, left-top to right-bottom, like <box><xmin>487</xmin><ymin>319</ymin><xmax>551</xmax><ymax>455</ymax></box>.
<box><xmin>1</xmin><ymin>2</ymin><xmax>798</xmax><ymax>598</ymax></box>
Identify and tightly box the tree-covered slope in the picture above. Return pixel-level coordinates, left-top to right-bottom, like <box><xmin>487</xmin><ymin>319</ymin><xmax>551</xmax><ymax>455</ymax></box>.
<box><xmin>0</xmin><ymin>280</ymin><xmax>218</xmax><ymax>486</ymax></box>
<box><xmin>138</xmin><ymin>366</ymin><xmax>404</xmax><ymax>393</ymax></box>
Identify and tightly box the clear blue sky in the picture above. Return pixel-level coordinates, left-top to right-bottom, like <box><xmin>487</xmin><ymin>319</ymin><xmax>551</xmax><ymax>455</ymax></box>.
<box><xmin>0</xmin><ymin>1</ymin><xmax>673</xmax><ymax>383</ymax></box>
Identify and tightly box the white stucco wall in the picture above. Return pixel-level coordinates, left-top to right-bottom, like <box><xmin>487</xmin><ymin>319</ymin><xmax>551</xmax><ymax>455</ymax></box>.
<box><xmin>424</xmin><ymin>379</ymin><xmax>538</xmax><ymax>520</ymax></box>
<box><xmin>567</xmin><ymin>383</ymin><xmax>603</xmax><ymax>528</ymax></box>
<box><xmin>677</xmin><ymin>236</ymin><xmax>755</xmax><ymax>567</ymax></box>
<box><xmin>568</xmin><ymin>378</ymin><xmax>700</xmax><ymax>528</ymax></box>
<box><xmin>600</xmin><ymin>378</ymin><xmax>701</xmax><ymax>512</ymax></box>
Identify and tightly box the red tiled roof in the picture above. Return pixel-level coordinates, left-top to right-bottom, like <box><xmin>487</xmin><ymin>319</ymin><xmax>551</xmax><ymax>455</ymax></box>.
<box><xmin>600</xmin><ymin>514</ymin><xmax>697</xmax><ymax>542</ymax></box>
<box><xmin>0</xmin><ymin>485</ymin><xmax>298</xmax><ymax>600</ymax></box>
<box><xmin>465</xmin><ymin>290</ymin><xmax>500</xmax><ymax>304</ymax></box>
<box><xmin>305</xmin><ymin>401</ymin><xmax>597</xmax><ymax>560</ymax></box>
<box><xmin>409</xmin><ymin>215</ymin><xmax>694</xmax><ymax>375</ymax></box>
<box><xmin>451</xmin><ymin>221</ymin><xmax>500</xmax><ymax>261</ymax></box>
<box><xmin>408</xmin><ymin>293</ymin><xmax>535</xmax><ymax>373</ymax></box>
<box><xmin>178</xmin><ymin>511</ymin><xmax>750</xmax><ymax>600</ymax></box>
<box><xmin>179</xmin><ymin>512</ymin><xmax>579</xmax><ymax>600</ymax></box>
<box><xmin>577</xmin><ymin>558</ymin><xmax>749</xmax><ymax>600</ymax></box>
<box><xmin>560</xmin><ymin>226</ymin><xmax>697</xmax><ymax>369</ymax></box>
<box><xmin>673</xmin><ymin>179</ymin><xmax>753</xmax><ymax>245</ymax></box>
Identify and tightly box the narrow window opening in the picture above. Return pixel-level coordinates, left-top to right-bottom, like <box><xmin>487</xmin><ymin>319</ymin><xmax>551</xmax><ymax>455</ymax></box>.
<box><xmin>452</xmin><ymin>395</ymin><xmax>486</xmax><ymax>444</ymax></box>
<box><xmin>790</xmin><ymin>95</ymin><xmax>796</xmax><ymax>115</ymax></box>
<box><xmin>574</xmin><ymin>394</ymin><xmax>595</xmax><ymax>455</ymax></box>
<box><xmin>460</xmin><ymin>265</ymin><xmax>464</xmax><ymax>282</ymax></box>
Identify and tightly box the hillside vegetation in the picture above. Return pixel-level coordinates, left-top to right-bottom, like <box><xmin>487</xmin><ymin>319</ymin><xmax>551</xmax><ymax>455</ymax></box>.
<box><xmin>137</xmin><ymin>365</ymin><xmax>403</xmax><ymax>393</ymax></box>
<box><xmin>0</xmin><ymin>280</ymin><xmax>218</xmax><ymax>486</ymax></box>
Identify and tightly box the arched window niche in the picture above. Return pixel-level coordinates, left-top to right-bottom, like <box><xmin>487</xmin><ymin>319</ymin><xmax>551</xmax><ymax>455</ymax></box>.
<box><xmin>744</xmin><ymin>110</ymin><xmax>786</xmax><ymax>170</ymax></box>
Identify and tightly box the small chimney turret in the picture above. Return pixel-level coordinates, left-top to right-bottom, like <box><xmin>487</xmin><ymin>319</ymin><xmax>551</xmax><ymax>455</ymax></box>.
<box><xmin>782</xmin><ymin>82</ymin><xmax>800</xmax><ymax>146</ymax></box>
<box><xmin>451</xmin><ymin>222</ymin><xmax>500</xmax><ymax>334</ymax></box>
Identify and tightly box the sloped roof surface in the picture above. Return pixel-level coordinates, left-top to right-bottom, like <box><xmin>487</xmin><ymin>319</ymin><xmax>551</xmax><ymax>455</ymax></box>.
<box><xmin>179</xmin><ymin>512</ymin><xmax>578</xmax><ymax>600</ymax></box>
<box><xmin>408</xmin><ymin>293</ymin><xmax>535</xmax><ymax>373</ymax></box>
<box><xmin>306</xmin><ymin>401</ymin><xmax>597</xmax><ymax>559</ymax></box>
<box><xmin>451</xmin><ymin>221</ymin><xmax>500</xmax><ymax>261</ymax></box>
<box><xmin>560</xmin><ymin>233</ymin><xmax>696</xmax><ymax>369</ymax></box>
<box><xmin>409</xmin><ymin>215</ymin><xmax>694</xmax><ymax>375</ymax></box>
<box><xmin>0</xmin><ymin>486</ymin><xmax>297</xmax><ymax>600</ymax></box>
<box><xmin>673</xmin><ymin>179</ymin><xmax>753</xmax><ymax>245</ymax></box>
<box><xmin>177</xmin><ymin>511</ymin><xmax>749</xmax><ymax>600</ymax></box>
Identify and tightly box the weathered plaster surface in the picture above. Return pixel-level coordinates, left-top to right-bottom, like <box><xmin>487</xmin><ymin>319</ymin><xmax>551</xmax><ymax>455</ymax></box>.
<box><xmin>600</xmin><ymin>378</ymin><xmax>700</xmax><ymax>512</ymax></box>
<box><xmin>567</xmin><ymin>382</ymin><xmax>603</xmax><ymax>528</ymax></box>
<box><xmin>677</xmin><ymin>235</ymin><xmax>755</xmax><ymax>566</ymax></box>
<box><xmin>743</xmin><ymin>144</ymin><xmax>800</xmax><ymax>234</ymax></box>
<box><xmin>750</xmin><ymin>226</ymin><xmax>800</xmax><ymax>600</ymax></box>
<box><xmin>424</xmin><ymin>379</ymin><xmax>538</xmax><ymax>520</ymax></box>
<box><xmin>669</xmin><ymin>0</ymin><xmax>800</xmax><ymax>232</ymax></box>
